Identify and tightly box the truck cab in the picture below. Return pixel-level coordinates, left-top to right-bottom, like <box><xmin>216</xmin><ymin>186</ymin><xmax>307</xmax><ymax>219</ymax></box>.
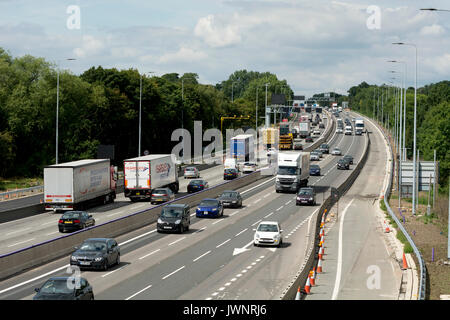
<box><xmin>275</xmin><ymin>152</ymin><xmax>310</xmax><ymax>193</ymax></box>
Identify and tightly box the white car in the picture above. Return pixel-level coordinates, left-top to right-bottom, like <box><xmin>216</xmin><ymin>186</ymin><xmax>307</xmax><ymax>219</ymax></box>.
<box><xmin>313</xmin><ymin>130</ymin><xmax>321</xmax><ymax>136</ymax></box>
<box><xmin>253</xmin><ymin>221</ymin><xmax>283</xmax><ymax>247</ymax></box>
<box><xmin>242</xmin><ymin>162</ymin><xmax>257</xmax><ymax>173</ymax></box>
<box><xmin>184</xmin><ymin>166</ymin><xmax>200</xmax><ymax>179</ymax></box>
<box><xmin>331</xmin><ymin>148</ymin><xmax>342</xmax><ymax>155</ymax></box>
<box><xmin>310</xmin><ymin>152</ymin><xmax>320</xmax><ymax>161</ymax></box>
<box><xmin>336</xmin><ymin>128</ymin><xmax>343</xmax><ymax>134</ymax></box>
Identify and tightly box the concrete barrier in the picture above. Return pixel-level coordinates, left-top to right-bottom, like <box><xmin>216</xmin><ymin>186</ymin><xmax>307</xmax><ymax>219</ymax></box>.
<box><xmin>281</xmin><ymin>128</ymin><xmax>371</xmax><ymax>300</ymax></box>
<box><xmin>0</xmin><ymin>170</ymin><xmax>263</xmax><ymax>281</ymax></box>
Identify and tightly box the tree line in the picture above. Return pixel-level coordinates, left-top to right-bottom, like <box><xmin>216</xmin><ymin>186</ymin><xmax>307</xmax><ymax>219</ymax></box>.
<box><xmin>347</xmin><ymin>80</ymin><xmax>450</xmax><ymax>194</ymax></box>
<box><xmin>0</xmin><ymin>48</ymin><xmax>293</xmax><ymax>178</ymax></box>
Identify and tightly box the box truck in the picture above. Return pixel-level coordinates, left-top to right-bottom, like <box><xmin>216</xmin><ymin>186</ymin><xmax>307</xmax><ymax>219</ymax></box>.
<box><xmin>44</xmin><ymin>159</ymin><xmax>118</xmax><ymax>212</ymax></box>
<box><xmin>230</xmin><ymin>134</ymin><xmax>254</xmax><ymax>163</ymax></box>
<box><xmin>275</xmin><ymin>152</ymin><xmax>310</xmax><ymax>193</ymax></box>
<box><xmin>123</xmin><ymin>154</ymin><xmax>179</xmax><ymax>202</ymax></box>
<box><xmin>299</xmin><ymin>122</ymin><xmax>310</xmax><ymax>138</ymax></box>
<box><xmin>355</xmin><ymin>119</ymin><xmax>365</xmax><ymax>135</ymax></box>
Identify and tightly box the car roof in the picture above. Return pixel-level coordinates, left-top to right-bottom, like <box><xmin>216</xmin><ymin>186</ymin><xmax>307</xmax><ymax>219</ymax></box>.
<box><xmin>164</xmin><ymin>203</ymin><xmax>188</xmax><ymax>208</ymax></box>
<box><xmin>83</xmin><ymin>238</ymin><xmax>112</xmax><ymax>242</ymax></box>
<box><xmin>201</xmin><ymin>198</ymin><xmax>218</xmax><ymax>201</ymax></box>
<box><xmin>258</xmin><ymin>221</ymin><xmax>279</xmax><ymax>225</ymax></box>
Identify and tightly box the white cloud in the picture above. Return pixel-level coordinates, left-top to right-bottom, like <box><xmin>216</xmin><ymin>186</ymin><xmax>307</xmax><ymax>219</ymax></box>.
<box><xmin>158</xmin><ymin>46</ymin><xmax>207</xmax><ymax>64</ymax></box>
<box><xmin>194</xmin><ymin>14</ymin><xmax>242</xmax><ymax>47</ymax></box>
<box><xmin>73</xmin><ymin>35</ymin><xmax>105</xmax><ymax>58</ymax></box>
<box><xmin>420</xmin><ymin>24</ymin><xmax>445</xmax><ymax>36</ymax></box>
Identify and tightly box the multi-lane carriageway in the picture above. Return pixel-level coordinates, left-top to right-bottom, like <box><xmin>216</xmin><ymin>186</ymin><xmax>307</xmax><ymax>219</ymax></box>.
<box><xmin>0</xmin><ymin>112</ymin><xmax>368</xmax><ymax>300</ymax></box>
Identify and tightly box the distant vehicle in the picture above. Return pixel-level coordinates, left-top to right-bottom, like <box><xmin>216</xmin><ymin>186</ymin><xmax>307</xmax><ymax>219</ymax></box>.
<box><xmin>70</xmin><ymin>238</ymin><xmax>120</xmax><ymax>271</ymax></box>
<box><xmin>343</xmin><ymin>155</ymin><xmax>354</xmax><ymax>165</ymax></box>
<box><xmin>309</xmin><ymin>164</ymin><xmax>321</xmax><ymax>176</ymax></box>
<box><xmin>313</xmin><ymin>130</ymin><xmax>321</xmax><ymax>136</ymax></box>
<box><xmin>58</xmin><ymin>211</ymin><xmax>95</xmax><ymax>233</ymax></box>
<box><xmin>296</xmin><ymin>187</ymin><xmax>316</xmax><ymax>206</ymax></box>
<box><xmin>224</xmin><ymin>158</ymin><xmax>238</xmax><ymax>171</ymax></box>
<box><xmin>253</xmin><ymin>221</ymin><xmax>283</xmax><ymax>247</ymax></box>
<box><xmin>196</xmin><ymin>198</ymin><xmax>224</xmax><ymax>218</ymax></box>
<box><xmin>337</xmin><ymin>158</ymin><xmax>350</xmax><ymax>170</ymax></box>
<box><xmin>335</xmin><ymin>128</ymin><xmax>343</xmax><ymax>134</ymax></box>
<box><xmin>276</xmin><ymin>152</ymin><xmax>310</xmax><ymax>193</ymax></box>
<box><xmin>242</xmin><ymin>162</ymin><xmax>257</xmax><ymax>173</ymax></box>
<box><xmin>314</xmin><ymin>149</ymin><xmax>323</xmax><ymax>158</ymax></box>
<box><xmin>151</xmin><ymin>187</ymin><xmax>175</xmax><ymax>205</ymax></box>
<box><xmin>187</xmin><ymin>179</ymin><xmax>209</xmax><ymax>193</ymax></box>
<box><xmin>331</xmin><ymin>147</ymin><xmax>342</xmax><ymax>155</ymax></box>
<box><xmin>224</xmin><ymin>168</ymin><xmax>239</xmax><ymax>180</ymax></box>
<box><xmin>218</xmin><ymin>190</ymin><xmax>243</xmax><ymax>208</ymax></box>
<box><xmin>344</xmin><ymin>126</ymin><xmax>352</xmax><ymax>135</ymax></box>
<box><xmin>299</xmin><ymin>122</ymin><xmax>310</xmax><ymax>138</ymax></box>
<box><xmin>184</xmin><ymin>166</ymin><xmax>200</xmax><ymax>179</ymax></box>
<box><xmin>157</xmin><ymin>203</ymin><xmax>190</xmax><ymax>233</ymax></box>
<box><xmin>293</xmin><ymin>141</ymin><xmax>303</xmax><ymax>150</ymax></box>
<box><xmin>44</xmin><ymin>159</ymin><xmax>118</xmax><ymax>212</ymax></box>
<box><xmin>310</xmin><ymin>152</ymin><xmax>320</xmax><ymax>161</ymax></box>
<box><xmin>305</xmin><ymin>136</ymin><xmax>313</xmax><ymax>143</ymax></box>
<box><xmin>34</xmin><ymin>277</ymin><xmax>94</xmax><ymax>300</ymax></box>
<box><xmin>319</xmin><ymin>143</ymin><xmax>329</xmax><ymax>154</ymax></box>
<box><xmin>124</xmin><ymin>154</ymin><xmax>179</xmax><ymax>201</ymax></box>
<box><xmin>319</xmin><ymin>123</ymin><xmax>325</xmax><ymax>129</ymax></box>
<box><xmin>355</xmin><ymin>119</ymin><xmax>365</xmax><ymax>135</ymax></box>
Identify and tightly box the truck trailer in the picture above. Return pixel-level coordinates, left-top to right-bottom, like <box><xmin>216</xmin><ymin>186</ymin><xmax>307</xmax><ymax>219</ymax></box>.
<box><xmin>298</xmin><ymin>122</ymin><xmax>310</xmax><ymax>138</ymax></box>
<box><xmin>44</xmin><ymin>159</ymin><xmax>117</xmax><ymax>212</ymax></box>
<box><xmin>275</xmin><ymin>152</ymin><xmax>310</xmax><ymax>192</ymax></box>
<box><xmin>230</xmin><ymin>134</ymin><xmax>254</xmax><ymax>163</ymax></box>
<box><xmin>123</xmin><ymin>154</ymin><xmax>179</xmax><ymax>201</ymax></box>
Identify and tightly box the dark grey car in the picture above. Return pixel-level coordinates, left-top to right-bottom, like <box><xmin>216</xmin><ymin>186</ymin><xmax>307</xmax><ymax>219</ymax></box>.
<box><xmin>157</xmin><ymin>203</ymin><xmax>190</xmax><ymax>233</ymax></box>
<box><xmin>296</xmin><ymin>187</ymin><xmax>316</xmax><ymax>205</ymax></box>
<box><xmin>70</xmin><ymin>238</ymin><xmax>120</xmax><ymax>271</ymax></box>
<box><xmin>218</xmin><ymin>190</ymin><xmax>243</xmax><ymax>208</ymax></box>
<box><xmin>337</xmin><ymin>158</ymin><xmax>350</xmax><ymax>170</ymax></box>
<box><xmin>343</xmin><ymin>155</ymin><xmax>354</xmax><ymax>164</ymax></box>
<box><xmin>33</xmin><ymin>277</ymin><xmax>94</xmax><ymax>300</ymax></box>
<box><xmin>151</xmin><ymin>187</ymin><xmax>175</xmax><ymax>205</ymax></box>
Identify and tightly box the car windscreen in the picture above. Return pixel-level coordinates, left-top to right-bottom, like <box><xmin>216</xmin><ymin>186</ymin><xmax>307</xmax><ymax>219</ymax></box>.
<box><xmin>152</xmin><ymin>189</ymin><xmax>168</xmax><ymax>194</ymax></box>
<box><xmin>80</xmin><ymin>241</ymin><xmax>106</xmax><ymax>252</ymax></box>
<box><xmin>199</xmin><ymin>200</ymin><xmax>218</xmax><ymax>207</ymax></box>
<box><xmin>61</xmin><ymin>212</ymin><xmax>81</xmax><ymax>219</ymax></box>
<box><xmin>185</xmin><ymin>167</ymin><xmax>195</xmax><ymax>171</ymax></box>
<box><xmin>221</xmin><ymin>192</ymin><xmax>237</xmax><ymax>198</ymax></box>
<box><xmin>257</xmin><ymin>224</ymin><xmax>278</xmax><ymax>232</ymax></box>
<box><xmin>40</xmin><ymin>279</ymin><xmax>73</xmax><ymax>294</ymax></box>
<box><xmin>298</xmin><ymin>189</ymin><xmax>312</xmax><ymax>195</ymax></box>
<box><xmin>224</xmin><ymin>169</ymin><xmax>236</xmax><ymax>173</ymax></box>
<box><xmin>310</xmin><ymin>165</ymin><xmax>320</xmax><ymax>169</ymax></box>
<box><xmin>161</xmin><ymin>208</ymin><xmax>183</xmax><ymax>218</ymax></box>
<box><xmin>277</xmin><ymin>166</ymin><xmax>299</xmax><ymax>175</ymax></box>
<box><xmin>189</xmin><ymin>180</ymin><xmax>203</xmax><ymax>185</ymax></box>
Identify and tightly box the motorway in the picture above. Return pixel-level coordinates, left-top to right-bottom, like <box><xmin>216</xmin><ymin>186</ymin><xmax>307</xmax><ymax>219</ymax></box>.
<box><xmin>0</xmin><ymin>112</ymin><xmax>372</xmax><ymax>300</ymax></box>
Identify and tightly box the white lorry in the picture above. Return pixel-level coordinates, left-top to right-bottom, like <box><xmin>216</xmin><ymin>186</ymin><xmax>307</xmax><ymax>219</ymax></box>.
<box><xmin>275</xmin><ymin>152</ymin><xmax>310</xmax><ymax>193</ymax></box>
<box><xmin>355</xmin><ymin>118</ymin><xmax>365</xmax><ymax>135</ymax></box>
<box><xmin>44</xmin><ymin>159</ymin><xmax>118</xmax><ymax>212</ymax></box>
<box><xmin>123</xmin><ymin>154</ymin><xmax>179</xmax><ymax>201</ymax></box>
<box><xmin>298</xmin><ymin>122</ymin><xmax>310</xmax><ymax>138</ymax></box>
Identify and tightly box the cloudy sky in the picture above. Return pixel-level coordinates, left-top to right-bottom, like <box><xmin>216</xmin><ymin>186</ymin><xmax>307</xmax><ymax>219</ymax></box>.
<box><xmin>1</xmin><ymin>0</ymin><xmax>449</xmax><ymax>97</ymax></box>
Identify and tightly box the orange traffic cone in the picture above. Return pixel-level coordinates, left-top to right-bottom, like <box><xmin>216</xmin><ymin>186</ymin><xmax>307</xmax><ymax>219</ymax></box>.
<box><xmin>295</xmin><ymin>286</ymin><xmax>301</xmax><ymax>300</ymax></box>
<box><xmin>317</xmin><ymin>258</ymin><xmax>323</xmax><ymax>273</ymax></box>
<box><xmin>319</xmin><ymin>227</ymin><xmax>324</xmax><ymax>237</ymax></box>
<box><xmin>319</xmin><ymin>235</ymin><xmax>324</xmax><ymax>247</ymax></box>
<box><xmin>304</xmin><ymin>276</ymin><xmax>311</xmax><ymax>294</ymax></box>
<box><xmin>318</xmin><ymin>246</ymin><xmax>324</xmax><ymax>260</ymax></box>
<box><xmin>310</xmin><ymin>268</ymin><xmax>316</xmax><ymax>286</ymax></box>
<box><xmin>402</xmin><ymin>253</ymin><xmax>409</xmax><ymax>270</ymax></box>
<box><xmin>384</xmin><ymin>221</ymin><xmax>390</xmax><ymax>233</ymax></box>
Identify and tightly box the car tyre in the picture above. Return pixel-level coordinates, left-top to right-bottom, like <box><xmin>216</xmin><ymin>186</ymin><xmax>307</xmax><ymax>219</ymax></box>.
<box><xmin>103</xmin><ymin>260</ymin><xmax>108</xmax><ymax>271</ymax></box>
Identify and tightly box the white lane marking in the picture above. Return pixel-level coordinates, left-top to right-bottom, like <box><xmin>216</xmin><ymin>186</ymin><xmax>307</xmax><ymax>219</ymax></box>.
<box><xmin>235</xmin><ymin>228</ymin><xmax>248</xmax><ymax>237</ymax></box>
<box><xmin>119</xmin><ymin>229</ymin><xmax>157</xmax><ymax>246</ymax></box>
<box><xmin>230</xmin><ymin>278</ymin><xmax>237</xmax><ymax>282</ymax></box>
<box><xmin>0</xmin><ymin>264</ymin><xmax>69</xmax><ymax>295</ymax></box>
<box><xmin>162</xmin><ymin>265</ymin><xmax>185</xmax><ymax>280</ymax></box>
<box><xmin>276</xmin><ymin>206</ymin><xmax>284</xmax><ymax>211</ymax></box>
<box><xmin>194</xmin><ymin>226</ymin><xmax>207</xmax><ymax>234</ymax></box>
<box><xmin>241</xmin><ymin>177</ymin><xmax>276</xmax><ymax>195</ymax></box>
<box><xmin>285</xmin><ymin>200</ymin><xmax>292</xmax><ymax>205</ymax></box>
<box><xmin>107</xmin><ymin>210</ymin><xmax>124</xmax><ymax>217</ymax></box>
<box><xmin>206</xmin><ymin>297</ymin><xmax>212</xmax><ymax>300</ymax></box>
<box><xmin>125</xmin><ymin>284</ymin><xmax>153</xmax><ymax>300</ymax></box>
<box><xmin>218</xmin><ymin>287</ymin><xmax>225</xmax><ymax>291</ymax></box>
<box><xmin>332</xmin><ymin>199</ymin><xmax>355</xmax><ymax>300</ymax></box>
<box><xmin>251</xmin><ymin>219</ymin><xmax>262</xmax><ymax>227</ymax></box>
<box><xmin>212</xmin><ymin>219</ymin><xmax>223</xmax><ymax>225</ymax></box>
<box><xmin>193</xmin><ymin>250</ymin><xmax>211</xmax><ymax>262</ymax></box>
<box><xmin>263</xmin><ymin>194</ymin><xmax>271</xmax><ymax>198</ymax></box>
<box><xmin>7</xmin><ymin>238</ymin><xmax>35</xmax><ymax>247</ymax></box>
<box><xmin>43</xmin><ymin>221</ymin><xmax>57</xmax><ymax>226</ymax></box>
<box><xmin>246</xmin><ymin>265</ymin><xmax>252</xmax><ymax>269</ymax></box>
<box><xmin>253</xmin><ymin>199</ymin><xmax>261</xmax><ymax>204</ymax></box>
<box><xmin>264</xmin><ymin>212</ymin><xmax>274</xmax><ymax>218</ymax></box>
<box><xmin>190</xmin><ymin>213</ymin><xmax>195</xmax><ymax>217</ymax></box>
<box><xmin>251</xmin><ymin>262</ymin><xmax>257</xmax><ymax>265</ymax></box>
<box><xmin>242</xmin><ymin>270</ymin><xmax>247</xmax><ymax>273</ymax></box>
<box><xmin>102</xmin><ymin>266</ymin><xmax>126</xmax><ymax>278</ymax></box>
<box><xmin>216</xmin><ymin>239</ymin><xmax>231</xmax><ymax>248</ymax></box>
<box><xmin>211</xmin><ymin>292</ymin><xmax>219</xmax><ymax>296</ymax></box>
<box><xmin>139</xmin><ymin>249</ymin><xmax>161</xmax><ymax>260</ymax></box>
<box><xmin>229</xmin><ymin>211</ymin><xmax>239</xmax><ymax>216</ymax></box>
<box><xmin>46</xmin><ymin>231</ymin><xmax>59</xmax><ymax>236</ymax></box>
<box><xmin>224</xmin><ymin>282</ymin><xmax>231</xmax><ymax>286</ymax></box>
<box><xmin>168</xmin><ymin>237</ymin><xmax>186</xmax><ymax>246</ymax></box>
<box><xmin>6</xmin><ymin>228</ymin><xmax>31</xmax><ymax>235</ymax></box>
<box><xmin>236</xmin><ymin>274</ymin><xmax>242</xmax><ymax>277</ymax></box>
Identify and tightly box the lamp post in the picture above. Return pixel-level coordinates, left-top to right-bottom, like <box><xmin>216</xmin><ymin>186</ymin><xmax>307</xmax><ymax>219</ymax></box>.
<box><xmin>139</xmin><ymin>71</ymin><xmax>155</xmax><ymax>157</ymax></box>
<box><xmin>55</xmin><ymin>58</ymin><xmax>76</xmax><ymax>164</ymax></box>
<box><xmin>393</xmin><ymin>42</ymin><xmax>418</xmax><ymax>214</ymax></box>
<box><xmin>264</xmin><ymin>83</ymin><xmax>270</xmax><ymax>128</ymax></box>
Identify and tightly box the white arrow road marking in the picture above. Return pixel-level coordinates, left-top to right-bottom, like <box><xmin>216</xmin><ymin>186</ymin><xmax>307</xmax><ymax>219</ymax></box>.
<box><xmin>233</xmin><ymin>239</ymin><xmax>254</xmax><ymax>256</ymax></box>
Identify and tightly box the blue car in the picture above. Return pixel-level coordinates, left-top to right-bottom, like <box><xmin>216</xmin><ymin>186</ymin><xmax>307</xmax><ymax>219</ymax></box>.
<box><xmin>309</xmin><ymin>164</ymin><xmax>321</xmax><ymax>176</ymax></box>
<box><xmin>196</xmin><ymin>198</ymin><xmax>224</xmax><ymax>218</ymax></box>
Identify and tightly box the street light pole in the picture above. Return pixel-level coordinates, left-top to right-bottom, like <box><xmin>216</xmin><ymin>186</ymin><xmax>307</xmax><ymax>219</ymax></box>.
<box><xmin>264</xmin><ymin>83</ymin><xmax>270</xmax><ymax>128</ymax></box>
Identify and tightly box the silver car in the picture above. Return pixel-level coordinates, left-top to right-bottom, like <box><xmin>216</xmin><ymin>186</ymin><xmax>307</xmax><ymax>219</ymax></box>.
<box><xmin>184</xmin><ymin>166</ymin><xmax>200</xmax><ymax>179</ymax></box>
<box><xmin>310</xmin><ymin>152</ymin><xmax>320</xmax><ymax>161</ymax></box>
<box><xmin>151</xmin><ymin>188</ymin><xmax>175</xmax><ymax>205</ymax></box>
<box><xmin>331</xmin><ymin>148</ymin><xmax>342</xmax><ymax>155</ymax></box>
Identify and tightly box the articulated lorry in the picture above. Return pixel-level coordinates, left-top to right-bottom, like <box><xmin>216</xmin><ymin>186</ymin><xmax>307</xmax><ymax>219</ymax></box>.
<box><xmin>123</xmin><ymin>154</ymin><xmax>179</xmax><ymax>201</ymax></box>
<box><xmin>275</xmin><ymin>152</ymin><xmax>310</xmax><ymax>193</ymax></box>
<box><xmin>44</xmin><ymin>159</ymin><xmax>118</xmax><ymax>212</ymax></box>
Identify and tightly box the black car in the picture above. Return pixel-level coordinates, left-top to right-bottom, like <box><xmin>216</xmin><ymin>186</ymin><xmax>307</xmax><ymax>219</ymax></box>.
<box><xmin>343</xmin><ymin>154</ymin><xmax>354</xmax><ymax>165</ymax></box>
<box><xmin>70</xmin><ymin>238</ymin><xmax>120</xmax><ymax>271</ymax></box>
<box><xmin>319</xmin><ymin>143</ymin><xmax>329</xmax><ymax>154</ymax></box>
<box><xmin>319</xmin><ymin>123</ymin><xmax>325</xmax><ymax>129</ymax></box>
<box><xmin>157</xmin><ymin>203</ymin><xmax>190</xmax><ymax>233</ymax></box>
<box><xmin>58</xmin><ymin>211</ymin><xmax>95</xmax><ymax>233</ymax></box>
<box><xmin>187</xmin><ymin>179</ymin><xmax>209</xmax><ymax>193</ymax></box>
<box><xmin>33</xmin><ymin>277</ymin><xmax>94</xmax><ymax>300</ymax></box>
<box><xmin>337</xmin><ymin>158</ymin><xmax>350</xmax><ymax>170</ymax></box>
<box><xmin>218</xmin><ymin>190</ymin><xmax>243</xmax><ymax>208</ymax></box>
<box><xmin>224</xmin><ymin>168</ymin><xmax>239</xmax><ymax>180</ymax></box>
<box><xmin>309</xmin><ymin>164</ymin><xmax>321</xmax><ymax>176</ymax></box>
<box><xmin>296</xmin><ymin>187</ymin><xmax>316</xmax><ymax>205</ymax></box>
<box><xmin>305</xmin><ymin>136</ymin><xmax>313</xmax><ymax>143</ymax></box>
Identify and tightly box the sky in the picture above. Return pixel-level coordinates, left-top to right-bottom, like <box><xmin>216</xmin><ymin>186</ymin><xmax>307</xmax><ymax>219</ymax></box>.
<box><xmin>0</xmin><ymin>0</ymin><xmax>449</xmax><ymax>97</ymax></box>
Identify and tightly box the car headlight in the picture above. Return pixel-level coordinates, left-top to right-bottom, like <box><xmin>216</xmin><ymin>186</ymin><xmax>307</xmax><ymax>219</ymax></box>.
<box><xmin>309</xmin><ymin>197</ymin><xmax>314</xmax><ymax>200</ymax></box>
<box><xmin>297</xmin><ymin>197</ymin><xmax>301</xmax><ymax>200</ymax></box>
<box><xmin>94</xmin><ymin>257</ymin><xmax>103</xmax><ymax>262</ymax></box>
<box><xmin>71</xmin><ymin>256</ymin><xmax>78</xmax><ymax>261</ymax></box>
<box><xmin>232</xmin><ymin>201</ymin><xmax>237</xmax><ymax>203</ymax></box>
<box><xmin>157</xmin><ymin>218</ymin><xmax>163</xmax><ymax>224</ymax></box>
<box><xmin>255</xmin><ymin>233</ymin><xmax>260</xmax><ymax>239</ymax></box>
<box><xmin>212</xmin><ymin>208</ymin><xmax>217</xmax><ymax>211</ymax></box>
<box><xmin>175</xmin><ymin>219</ymin><xmax>181</xmax><ymax>224</ymax></box>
